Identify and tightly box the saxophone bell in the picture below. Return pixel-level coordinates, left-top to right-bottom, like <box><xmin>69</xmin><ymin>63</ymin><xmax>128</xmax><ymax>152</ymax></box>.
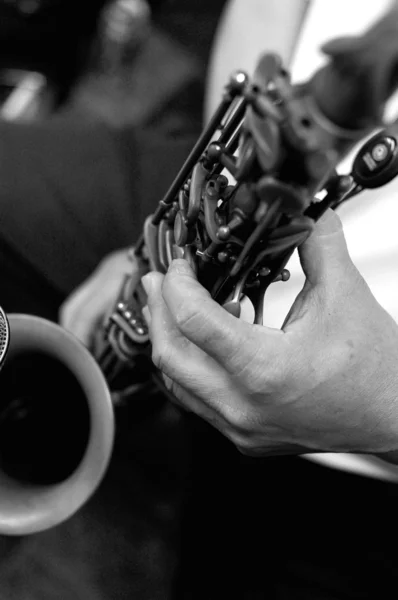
<box><xmin>0</xmin><ymin>312</ymin><xmax>114</xmax><ymax>536</ymax></box>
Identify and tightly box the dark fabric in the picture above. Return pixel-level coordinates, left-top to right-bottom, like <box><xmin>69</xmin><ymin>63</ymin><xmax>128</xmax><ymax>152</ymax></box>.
<box><xmin>154</xmin><ymin>0</ymin><xmax>228</xmax><ymax>68</ymax></box>
<box><xmin>0</xmin><ymin>115</ymin><xmax>133</xmax><ymax>297</ymax></box>
<box><xmin>0</xmin><ymin>0</ymin><xmax>108</xmax><ymax>94</ymax></box>
<box><xmin>0</xmin><ymin>112</ymin><xmax>398</xmax><ymax>600</ymax></box>
<box><xmin>1</xmin><ymin>2</ymin><xmax>397</xmax><ymax>597</ymax></box>
<box><xmin>0</xmin><ymin>113</ymin><xmax>198</xmax><ymax>306</ymax></box>
<box><xmin>174</xmin><ymin>424</ymin><xmax>398</xmax><ymax>600</ymax></box>
<box><xmin>1</xmin><ymin>397</ymin><xmax>398</xmax><ymax>600</ymax></box>
<box><xmin>0</xmin><ymin>112</ymin><xmax>196</xmax><ymax>598</ymax></box>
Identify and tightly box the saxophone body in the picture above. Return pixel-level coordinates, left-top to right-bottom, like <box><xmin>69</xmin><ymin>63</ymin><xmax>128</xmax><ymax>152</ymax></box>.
<box><xmin>96</xmin><ymin>40</ymin><xmax>398</xmax><ymax>401</ymax></box>
<box><xmin>1</xmin><ymin>6</ymin><xmax>398</xmax><ymax>534</ymax></box>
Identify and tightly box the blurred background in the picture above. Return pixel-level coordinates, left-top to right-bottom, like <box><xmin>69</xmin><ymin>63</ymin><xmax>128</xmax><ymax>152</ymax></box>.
<box><xmin>0</xmin><ymin>0</ymin><xmax>229</xmax><ymax>313</ymax></box>
<box><xmin>0</xmin><ymin>0</ymin><xmax>224</xmax><ymax>124</ymax></box>
<box><xmin>2</xmin><ymin>4</ymin><xmax>398</xmax><ymax>600</ymax></box>
<box><xmin>0</xmin><ymin>2</ymin><xmax>230</xmax><ymax>599</ymax></box>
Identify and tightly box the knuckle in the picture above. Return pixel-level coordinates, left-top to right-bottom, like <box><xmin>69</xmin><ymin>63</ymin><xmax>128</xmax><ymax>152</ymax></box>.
<box><xmin>239</xmin><ymin>350</ymin><xmax>296</xmax><ymax>400</ymax></box>
<box><xmin>151</xmin><ymin>341</ymin><xmax>173</xmax><ymax>374</ymax></box>
<box><xmin>235</xmin><ymin>360</ymin><xmax>271</xmax><ymax>396</ymax></box>
<box><xmin>244</xmin><ymin>372</ymin><xmax>266</xmax><ymax>396</ymax></box>
<box><xmin>228</xmin><ymin>331</ymin><xmax>286</xmax><ymax>393</ymax></box>
<box><xmin>221</xmin><ymin>402</ymin><xmax>257</xmax><ymax>436</ymax></box>
<box><xmin>229</xmin><ymin>429</ymin><xmax>260</xmax><ymax>457</ymax></box>
<box><xmin>236</xmin><ymin>441</ymin><xmax>260</xmax><ymax>457</ymax></box>
<box><xmin>226</xmin><ymin>345</ymin><xmax>263</xmax><ymax>389</ymax></box>
<box><xmin>223</xmin><ymin>405</ymin><xmax>248</xmax><ymax>431</ymax></box>
<box><xmin>174</xmin><ymin>302</ymin><xmax>200</xmax><ymax>334</ymax></box>
<box><xmin>162</xmin><ymin>374</ymin><xmax>175</xmax><ymax>394</ymax></box>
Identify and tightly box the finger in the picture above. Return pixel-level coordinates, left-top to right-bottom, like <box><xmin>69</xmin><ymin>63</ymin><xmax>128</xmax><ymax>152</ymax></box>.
<box><xmin>60</xmin><ymin>289</ymin><xmax>110</xmax><ymax>346</ymax></box>
<box><xmin>143</xmin><ymin>270</ymin><xmax>213</xmax><ymax>383</ymax></box>
<box><xmin>157</xmin><ymin>259</ymin><xmax>283</xmax><ymax>377</ymax></box>
<box><xmin>143</xmin><ymin>271</ymin><xmax>248</xmax><ymax>416</ymax></box>
<box><xmin>298</xmin><ymin>209</ymin><xmax>354</xmax><ymax>286</ymax></box>
<box><xmin>60</xmin><ymin>276</ymin><xmax>121</xmax><ymax>346</ymax></box>
<box><xmin>59</xmin><ymin>275</ymin><xmax>96</xmax><ymax>329</ymax></box>
<box><xmin>60</xmin><ymin>251</ymin><xmax>132</xmax><ymax>345</ymax></box>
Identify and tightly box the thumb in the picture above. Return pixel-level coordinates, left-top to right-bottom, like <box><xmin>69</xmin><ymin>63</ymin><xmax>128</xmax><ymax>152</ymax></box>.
<box><xmin>298</xmin><ymin>209</ymin><xmax>354</xmax><ymax>286</ymax></box>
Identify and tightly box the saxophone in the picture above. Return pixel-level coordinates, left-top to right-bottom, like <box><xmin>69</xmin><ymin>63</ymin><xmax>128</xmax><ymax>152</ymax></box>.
<box><xmin>94</xmin><ymin>8</ymin><xmax>398</xmax><ymax>405</ymax></box>
<box><xmin>1</xmin><ymin>4</ymin><xmax>398</xmax><ymax>537</ymax></box>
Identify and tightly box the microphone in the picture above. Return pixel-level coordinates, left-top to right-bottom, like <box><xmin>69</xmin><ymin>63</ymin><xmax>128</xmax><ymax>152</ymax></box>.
<box><xmin>0</xmin><ymin>307</ymin><xmax>9</xmax><ymax>370</ymax></box>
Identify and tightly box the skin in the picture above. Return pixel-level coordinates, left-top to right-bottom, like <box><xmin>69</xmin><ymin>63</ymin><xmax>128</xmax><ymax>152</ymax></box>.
<box><xmin>60</xmin><ymin>1</ymin><xmax>398</xmax><ymax>462</ymax></box>
<box><xmin>59</xmin><ymin>217</ymin><xmax>398</xmax><ymax>463</ymax></box>
<box><xmin>59</xmin><ymin>248</ymin><xmax>132</xmax><ymax>348</ymax></box>
<box><xmin>140</xmin><ymin>210</ymin><xmax>398</xmax><ymax>460</ymax></box>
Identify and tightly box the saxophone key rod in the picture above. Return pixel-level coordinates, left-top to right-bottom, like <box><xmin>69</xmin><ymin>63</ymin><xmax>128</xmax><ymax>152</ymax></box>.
<box><xmin>151</xmin><ymin>71</ymin><xmax>249</xmax><ymax>226</ymax></box>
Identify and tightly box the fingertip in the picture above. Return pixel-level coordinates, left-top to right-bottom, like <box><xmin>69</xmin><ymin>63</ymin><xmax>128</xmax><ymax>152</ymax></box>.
<box><xmin>142</xmin><ymin>272</ymin><xmax>165</xmax><ymax>312</ymax></box>
<box><xmin>141</xmin><ymin>273</ymin><xmax>154</xmax><ymax>295</ymax></box>
<box><xmin>162</xmin><ymin>259</ymin><xmax>210</xmax><ymax>314</ymax></box>
<box><xmin>142</xmin><ymin>271</ymin><xmax>163</xmax><ymax>294</ymax></box>
<box><xmin>168</xmin><ymin>258</ymin><xmax>196</xmax><ymax>279</ymax></box>
<box><xmin>142</xmin><ymin>305</ymin><xmax>152</xmax><ymax>328</ymax></box>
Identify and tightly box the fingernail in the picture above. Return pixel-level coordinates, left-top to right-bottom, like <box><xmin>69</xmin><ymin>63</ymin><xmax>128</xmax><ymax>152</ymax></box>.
<box><xmin>170</xmin><ymin>258</ymin><xmax>192</xmax><ymax>275</ymax></box>
<box><xmin>141</xmin><ymin>274</ymin><xmax>153</xmax><ymax>295</ymax></box>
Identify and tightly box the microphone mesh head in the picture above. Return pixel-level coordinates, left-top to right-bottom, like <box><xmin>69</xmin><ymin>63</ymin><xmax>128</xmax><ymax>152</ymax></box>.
<box><xmin>0</xmin><ymin>307</ymin><xmax>9</xmax><ymax>368</ymax></box>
